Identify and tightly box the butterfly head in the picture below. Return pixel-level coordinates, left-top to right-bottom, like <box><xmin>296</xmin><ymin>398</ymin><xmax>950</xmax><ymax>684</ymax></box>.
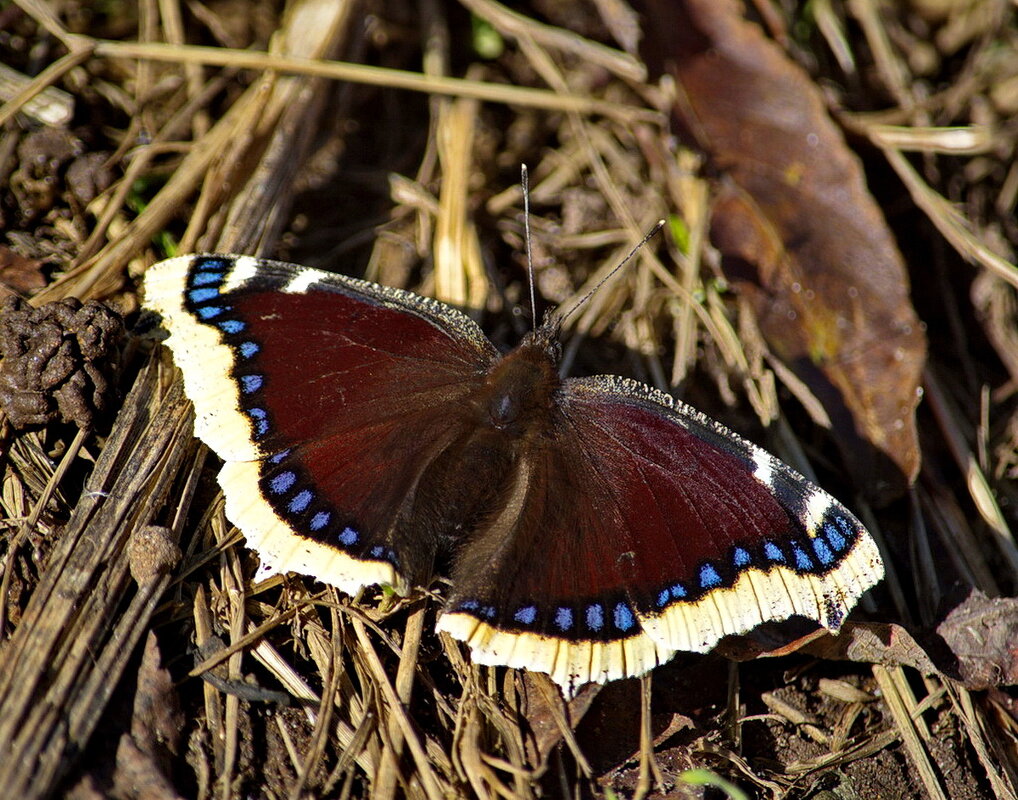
<box><xmin>524</xmin><ymin>316</ymin><xmax>563</xmax><ymax>360</ymax></box>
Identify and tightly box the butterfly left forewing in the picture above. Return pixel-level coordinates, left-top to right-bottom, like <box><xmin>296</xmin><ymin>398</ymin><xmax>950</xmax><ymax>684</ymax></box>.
<box><xmin>144</xmin><ymin>254</ymin><xmax>499</xmax><ymax>594</ymax></box>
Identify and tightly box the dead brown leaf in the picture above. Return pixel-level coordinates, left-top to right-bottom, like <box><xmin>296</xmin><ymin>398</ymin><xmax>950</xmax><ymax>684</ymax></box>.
<box><xmin>935</xmin><ymin>589</ymin><xmax>1018</xmax><ymax>690</ymax></box>
<box><xmin>639</xmin><ymin>0</ymin><xmax>928</xmax><ymax>503</ymax></box>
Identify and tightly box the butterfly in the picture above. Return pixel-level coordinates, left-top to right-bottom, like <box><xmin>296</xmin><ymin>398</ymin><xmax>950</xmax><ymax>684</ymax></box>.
<box><xmin>143</xmin><ymin>253</ymin><xmax>883</xmax><ymax>696</ymax></box>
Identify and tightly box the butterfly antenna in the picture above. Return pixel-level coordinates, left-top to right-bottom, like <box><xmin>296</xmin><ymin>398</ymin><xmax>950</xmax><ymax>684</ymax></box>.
<box><xmin>522</xmin><ymin>164</ymin><xmax>538</xmax><ymax>333</ymax></box>
<box><xmin>555</xmin><ymin>219</ymin><xmax>666</xmax><ymax>330</ymax></box>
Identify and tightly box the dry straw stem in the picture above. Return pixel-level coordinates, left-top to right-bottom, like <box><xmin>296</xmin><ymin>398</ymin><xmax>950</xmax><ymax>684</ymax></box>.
<box><xmin>287</xmin><ymin>604</ymin><xmax>341</xmax><ymax>800</ymax></box>
<box><xmin>200</xmin><ymin>0</ymin><xmax>360</xmax><ymax>255</ymax></box>
<box><xmin>3</xmin><ymin>428</ymin><xmax>70</xmax><ymax>510</ymax></box>
<box><xmin>0</xmin><ymin>426</ymin><xmax>86</xmax><ymax>635</ymax></box>
<box><xmin>458</xmin><ymin>0</ymin><xmax>646</xmax><ymax>83</ymax></box>
<box><xmin>859</xmin><ymin>121</ymin><xmax>1018</xmax><ymax>289</ymax></box>
<box><xmin>352</xmin><ymin>616</ymin><xmax>445</xmax><ymax>800</ymax></box>
<box><xmin>923</xmin><ymin>369</ymin><xmax>1018</xmax><ymax>576</ymax></box>
<box><xmin>433</xmin><ymin>86</ymin><xmax>489</xmax><ymax>313</ymax></box>
<box><xmin>811</xmin><ymin>0</ymin><xmax>857</xmax><ymax>74</ymax></box>
<box><xmin>948</xmin><ymin>684</ymin><xmax>1018</xmax><ymax>799</ymax></box>
<box><xmin>635</xmin><ymin>675</ymin><xmax>666</xmax><ymax>800</ymax></box>
<box><xmin>872</xmin><ymin>665</ymin><xmax>949</xmax><ymax>800</ymax></box>
<box><xmin>221</xmin><ymin>542</ymin><xmax>249</xmax><ymax>794</ymax></box>
<box><xmin>0</xmin><ymin>62</ymin><xmax>73</xmax><ymax>125</ymax></box>
<box><xmin>371</xmin><ymin>605</ymin><xmax>427</xmax><ymax>800</ymax></box>
<box><xmin>848</xmin><ymin>0</ymin><xmax>914</xmax><ymax>109</ymax></box>
<box><xmin>666</xmin><ymin>150</ymin><xmax>711</xmax><ymax>385</ymax></box>
<box><xmin>860</xmin><ymin>123</ymin><xmax>998</xmax><ymax>156</ymax></box>
<box><xmin>88</xmin><ymin>39</ymin><xmax>655</xmax><ymax>120</ymax></box>
<box><xmin>187</xmin><ymin>603</ymin><xmax>302</xmax><ymax>679</ymax></box>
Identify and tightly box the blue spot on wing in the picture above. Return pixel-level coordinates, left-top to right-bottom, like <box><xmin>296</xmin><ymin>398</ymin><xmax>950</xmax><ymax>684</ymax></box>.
<box><xmin>288</xmin><ymin>490</ymin><xmax>312</xmax><ymax>513</ymax></box>
<box><xmin>239</xmin><ymin>341</ymin><xmax>260</xmax><ymax>358</ymax></box>
<box><xmin>657</xmin><ymin>589</ymin><xmax>670</xmax><ymax>607</ymax></box>
<box><xmin>586</xmin><ymin>604</ymin><xmax>604</xmax><ymax>631</ymax></box>
<box><xmin>190</xmin><ymin>270</ymin><xmax>223</xmax><ymax>287</ymax></box>
<box><xmin>218</xmin><ymin>319</ymin><xmax>246</xmax><ymax>334</ymax></box>
<box><xmin>309</xmin><ymin>511</ymin><xmax>330</xmax><ymax>531</ymax></box>
<box><xmin>241</xmin><ymin>374</ymin><xmax>263</xmax><ymax>393</ymax></box>
<box><xmin>197</xmin><ymin>305</ymin><xmax>225</xmax><ymax>320</ymax></box>
<box><xmin>792</xmin><ymin>544</ymin><xmax>813</xmax><ymax>571</ymax></box>
<box><xmin>196</xmin><ymin>257</ymin><xmax>231</xmax><ymax>271</ymax></box>
<box><xmin>338</xmin><ymin>527</ymin><xmax>358</xmax><ymax>545</ymax></box>
<box><xmin>811</xmin><ymin>536</ymin><xmax>835</xmax><ymax>565</ymax></box>
<box><xmin>825</xmin><ymin>519</ymin><xmax>848</xmax><ymax>552</ymax></box>
<box><xmin>267</xmin><ymin>449</ymin><xmax>290</xmax><ymax>464</ymax></box>
<box><xmin>269</xmin><ymin>471</ymin><xmax>296</xmax><ymax>494</ymax></box>
<box><xmin>247</xmin><ymin>408</ymin><xmax>269</xmax><ymax>436</ymax></box>
<box><xmin>733</xmin><ymin>547</ymin><xmax>751</xmax><ymax>567</ymax></box>
<box><xmin>188</xmin><ymin>287</ymin><xmax>220</xmax><ymax>303</ymax></box>
<box><xmin>699</xmin><ymin>564</ymin><xmax>723</xmax><ymax>588</ymax></box>
<box><xmin>764</xmin><ymin>542</ymin><xmax>785</xmax><ymax>563</ymax></box>
<box><xmin>514</xmin><ymin>606</ymin><xmax>537</xmax><ymax>625</ymax></box>
<box><xmin>670</xmin><ymin>583</ymin><xmax>687</xmax><ymax>599</ymax></box>
<box><xmin>613</xmin><ymin>603</ymin><xmax>635</xmax><ymax>632</ymax></box>
<box><xmin>554</xmin><ymin>607</ymin><xmax>573</xmax><ymax>631</ymax></box>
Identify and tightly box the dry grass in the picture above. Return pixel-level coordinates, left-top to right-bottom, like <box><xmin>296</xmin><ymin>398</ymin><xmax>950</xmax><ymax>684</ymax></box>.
<box><xmin>1</xmin><ymin>0</ymin><xmax>1017</xmax><ymax>798</ymax></box>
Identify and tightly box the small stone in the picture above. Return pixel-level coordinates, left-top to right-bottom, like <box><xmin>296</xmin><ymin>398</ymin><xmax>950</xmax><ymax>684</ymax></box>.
<box><xmin>127</xmin><ymin>525</ymin><xmax>181</xmax><ymax>585</ymax></box>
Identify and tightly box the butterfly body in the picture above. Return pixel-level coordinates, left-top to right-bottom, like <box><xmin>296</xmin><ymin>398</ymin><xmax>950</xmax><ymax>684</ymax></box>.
<box><xmin>144</xmin><ymin>253</ymin><xmax>884</xmax><ymax>695</ymax></box>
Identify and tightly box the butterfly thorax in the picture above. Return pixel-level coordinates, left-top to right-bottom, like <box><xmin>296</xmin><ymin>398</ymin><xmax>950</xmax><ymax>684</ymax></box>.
<box><xmin>479</xmin><ymin>330</ymin><xmax>561</xmax><ymax>440</ymax></box>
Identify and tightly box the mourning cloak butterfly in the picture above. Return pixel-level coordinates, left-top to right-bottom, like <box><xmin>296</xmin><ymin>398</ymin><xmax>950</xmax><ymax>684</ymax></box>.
<box><xmin>143</xmin><ymin>254</ymin><xmax>883</xmax><ymax>695</ymax></box>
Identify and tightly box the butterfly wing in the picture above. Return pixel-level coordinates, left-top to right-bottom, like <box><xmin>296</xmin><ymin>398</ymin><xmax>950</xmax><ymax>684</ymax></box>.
<box><xmin>144</xmin><ymin>254</ymin><xmax>499</xmax><ymax>593</ymax></box>
<box><xmin>437</xmin><ymin>374</ymin><xmax>883</xmax><ymax>695</ymax></box>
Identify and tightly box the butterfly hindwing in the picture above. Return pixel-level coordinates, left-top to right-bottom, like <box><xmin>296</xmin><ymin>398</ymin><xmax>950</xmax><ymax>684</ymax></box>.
<box><xmin>437</xmin><ymin>374</ymin><xmax>883</xmax><ymax>694</ymax></box>
<box><xmin>144</xmin><ymin>254</ymin><xmax>499</xmax><ymax>592</ymax></box>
